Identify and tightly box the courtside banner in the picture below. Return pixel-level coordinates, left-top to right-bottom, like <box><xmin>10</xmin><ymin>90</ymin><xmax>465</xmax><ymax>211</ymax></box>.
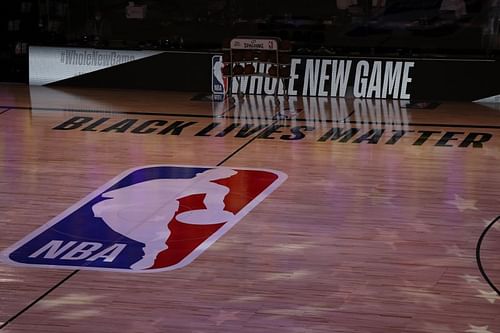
<box><xmin>28</xmin><ymin>46</ymin><xmax>498</xmax><ymax>101</ymax></box>
<box><xmin>222</xmin><ymin>58</ymin><xmax>414</xmax><ymax>99</ymax></box>
<box><xmin>0</xmin><ymin>165</ymin><xmax>287</xmax><ymax>273</ymax></box>
<box><xmin>29</xmin><ymin>46</ymin><xmax>162</xmax><ymax>85</ymax></box>
<box><xmin>214</xmin><ymin>56</ymin><xmax>500</xmax><ymax>101</ymax></box>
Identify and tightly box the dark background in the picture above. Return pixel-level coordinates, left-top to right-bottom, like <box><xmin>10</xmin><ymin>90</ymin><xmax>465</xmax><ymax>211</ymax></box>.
<box><xmin>1</xmin><ymin>0</ymin><xmax>498</xmax><ymax>83</ymax></box>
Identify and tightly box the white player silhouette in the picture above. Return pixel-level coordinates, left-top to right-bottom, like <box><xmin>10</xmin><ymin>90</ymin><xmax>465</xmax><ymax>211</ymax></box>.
<box><xmin>213</xmin><ymin>57</ymin><xmax>225</xmax><ymax>93</ymax></box>
<box><xmin>92</xmin><ymin>168</ymin><xmax>237</xmax><ymax>270</ymax></box>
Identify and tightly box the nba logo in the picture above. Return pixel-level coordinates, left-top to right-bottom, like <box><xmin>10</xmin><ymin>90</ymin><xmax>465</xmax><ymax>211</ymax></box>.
<box><xmin>212</xmin><ymin>55</ymin><xmax>227</xmax><ymax>94</ymax></box>
<box><xmin>1</xmin><ymin>165</ymin><xmax>287</xmax><ymax>273</ymax></box>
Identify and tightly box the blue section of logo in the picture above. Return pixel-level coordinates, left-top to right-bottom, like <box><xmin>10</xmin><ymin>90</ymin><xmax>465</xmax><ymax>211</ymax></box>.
<box><xmin>107</xmin><ymin>166</ymin><xmax>209</xmax><ymax>192</ymax></box>
<box><xmin>8</xmin><ymin>166</ymin><xmax>210</xmax><ymax>270</ymax></box>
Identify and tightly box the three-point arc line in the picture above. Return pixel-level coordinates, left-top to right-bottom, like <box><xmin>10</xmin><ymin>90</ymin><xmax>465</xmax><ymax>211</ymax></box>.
<box><xmin>476</xmin><ymin>216</ymin><xmax>500</xmax><ymax>295</ymax></box>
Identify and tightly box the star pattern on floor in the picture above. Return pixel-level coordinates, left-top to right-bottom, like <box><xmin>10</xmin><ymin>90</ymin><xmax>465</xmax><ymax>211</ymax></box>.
<box><xmin>475</xmin><ymin>289</ymin><xmax>500</xmax><ymax>304</ymax></box>
<box><xmin>266</xmin><ymin>242</ymin><xmax>315</xmax><ymax>253</ymax></box>
<box><xmin>397</xmin><ymin>287</ymin><xmax>443</xmax><ymax>310</ymax></box>
<box><xmin>263</xmin><ymin>269</ymin><xmax>311</xmax><ymax>281</ymax></box>
<box><xmin>444</xmin><ymin>244</ymin><xmax>467</xmax><ymax>258</ymax></box>
<box><xmin>465</xmin><ymin>325</ymin><xmax>493</xmax><ymax>333</ymax></box>
<box><xmin>209</xmin><ymin>310</ymin><xmax>240</xmax><ymax>326</ymax></box>
<box><xmin>411</xmin><ymin>220</ymin><xmax>433</xmax><ymax>233</ymax></box>
<box><xmin>39</xmin><ymin>293</ymin><xmax>105</xmax><ymax>308</ymax></box>
<box><xmin>446</xmin><ymin>194</ymin><xmax>478</xmax><ymax>212</ymax></box>
<box><xmin>357</xmin><ymin>187</ymin><xmax>395</xmax><ymax>206</ymax></box>
<box><xmin>421</xmin><ymin>322</ymin><xmax>455</xmax><ymax>333</ymax></box>
<box><xmin>461</xmin><ymin>274</ymin><xmax>483</xmax><ymax>285</ymax></box>
<box><xmin>483</xmin><ymin>218</ymin><xmax>500</xmax><ymax>231</ymax></box>
<box><xmin>229</xmin><ymin>295</ymin><xmax>264</xmax><ymax>303</ymax></box>
<box><xmin>480</xmin><ymin>146</ymin><xmax>500</xmax><ymax>160</ymax></box>
<box><xmin>374</xmin><ymin>228</ymin><xmax>400</xmax><ymax>250</ymax></box>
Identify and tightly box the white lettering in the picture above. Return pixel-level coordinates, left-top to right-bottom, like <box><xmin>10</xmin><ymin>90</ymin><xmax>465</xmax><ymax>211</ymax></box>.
<box><xmin>366</xmin><ymin>61</ymin><xmax>382</xmax><ymax>98</ymax></box>
<box><xmin>382</xmin><ymin>61</ymin><xmax>402</xmax><ymax>98</ymax></box>
<box><xmin>331</xmin><ymin>60</ymin><xmax>352</xmax><ymax>97</ymax></box>
<box><xmin>60</xmin><ymin>242</ymin><xmax>103</xmax><ymax>260</ymax></box>
<box><xmin>263</xmin><ymin>70</ymin><xmax>277</xmax><ymax>95</ymax></box>
<box><xmin>302</xmin><ymin>59</ymin><xmax>321</xmax><ymax>96</ymax></box>
<box><xmin>318</xmin><ymin>60</ymin><xmax>332</xmax><ymax>97</ymax></box>
<box><xmin>400</xmin><ymin>62</ymin><xmax>414</xmax><ymax>99</ymax></box>
<box><xmin>249</xmin><ymin>63</ymin><xmax>265</xmax><ymax>94</ymax></box>
<box><xmin>29</xmin><ymin>240</ymin><xmax>77</xmax><ymax>259</ymax></box>
<box><xmin>87</xmin><ymin>244</ymin><xmax>127</xmax><ymax>262</ymax></box>
<box><xmin>354</xmin><ymin>61</ymin><xmax>370</xmax><ymax>98</ymax></box>
<box><xmin>288</xmin><ymin>58</ymin><xmax>301</xmax><ymax>96</ymax></box>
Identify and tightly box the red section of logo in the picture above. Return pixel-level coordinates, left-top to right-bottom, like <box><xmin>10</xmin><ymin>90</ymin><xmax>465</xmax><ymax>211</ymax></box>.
<box><xmin>213</xmin><ymin>169</ymin><xmax>278</xmax><ymax>213</ymax></box>
<box><xmin>151</xmin><ymin>169</ymin><xmax>279</xmax><ymax>269</ymax></box>
<box><xmin>151</xmin><ymin>194</ymin><xmax>224</xmax><ymax>269</ymax></box>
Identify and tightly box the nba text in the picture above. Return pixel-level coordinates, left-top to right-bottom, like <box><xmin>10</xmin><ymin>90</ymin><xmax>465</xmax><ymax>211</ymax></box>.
<box><xmin>29</xmin><ymin>240</ymin><xmax>126</xmax><ymax>262</ymax></box>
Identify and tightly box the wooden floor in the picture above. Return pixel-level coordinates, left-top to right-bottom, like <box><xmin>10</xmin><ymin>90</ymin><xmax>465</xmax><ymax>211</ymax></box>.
<box><xmin>0</xmin><ymin>84</ymin><xmax>499</xmax><ymax>333</ymax></box>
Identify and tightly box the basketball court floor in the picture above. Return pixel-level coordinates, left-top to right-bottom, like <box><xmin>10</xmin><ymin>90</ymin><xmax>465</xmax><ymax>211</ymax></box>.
<box><xmin>0</xmin><ymin>83</ymin><xmax>499</xmax><ymax>332</ymax></box>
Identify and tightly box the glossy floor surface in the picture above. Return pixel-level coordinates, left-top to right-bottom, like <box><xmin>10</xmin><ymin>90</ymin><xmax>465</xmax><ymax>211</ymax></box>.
<box><xmin>0</xmin><ymin>84</ymin><xmax>499</xmax><ymax>333</ymax></box>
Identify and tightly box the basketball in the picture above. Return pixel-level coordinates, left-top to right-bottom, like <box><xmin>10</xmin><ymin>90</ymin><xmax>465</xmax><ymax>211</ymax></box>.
<box><xmin>233</xmin><ymin>64</ymin><xmax>244</xmax><ymax>75</ymax></box>
<box><xmin>244</xmin><ymin>63</ymin><xmax>255</xmax><ymax>74</ymax></box>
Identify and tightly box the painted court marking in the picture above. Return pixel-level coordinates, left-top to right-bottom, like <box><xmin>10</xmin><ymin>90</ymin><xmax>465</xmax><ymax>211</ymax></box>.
<box><xmin>0</xmin><ymin>96</ymin><xmax>499</xmax><ymax>332</ymax></box>
<box><xmin>0</xmin><ymin>123</ymin><xmax>280</xmax><ymax>329</ymax></box>
<box><xmin>1</xmin><ymin>165</ymin><xmax>287</xmax><ymax>273</ymax></box>
<box><xmin>476</xmin><ymin>216</ymin><xmax>500</xmax><ymax>295</ymax></box>
<box><xmin>2</xmin><ymin>105</ymin><xmax>500</xmax><ymax>129</ymax></box>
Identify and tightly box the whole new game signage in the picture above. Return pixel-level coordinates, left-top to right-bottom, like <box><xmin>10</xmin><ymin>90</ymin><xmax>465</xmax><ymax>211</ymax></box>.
<box><xmin>213</xmin><ymin>56</ymin><xmax>415</xmax><ymax>99</ymax></box>
<box><xmin>212</xmin><ymin>54</ymin><xmax>500</xmax><ymax>102</ymax></box>
<box><xmin>28</xmin><ymin>46</ymin><xmax>498</xmax><ymax>101</ymax></box>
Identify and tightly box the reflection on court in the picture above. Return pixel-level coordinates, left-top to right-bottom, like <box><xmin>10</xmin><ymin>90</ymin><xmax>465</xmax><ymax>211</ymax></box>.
<box><xmin>0</xmin><ymin>84</ymin><xmax>499</xmax><ymax>333</ymax></box>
